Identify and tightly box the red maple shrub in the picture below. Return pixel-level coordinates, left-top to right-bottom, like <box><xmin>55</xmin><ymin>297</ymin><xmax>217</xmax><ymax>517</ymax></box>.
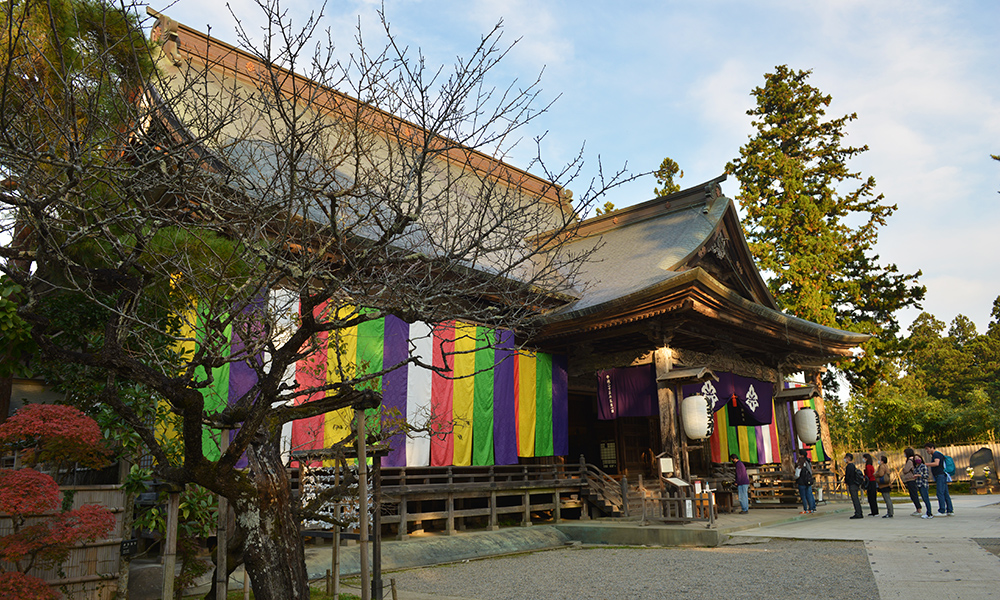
<box><xmin>0</xmin><ymin>571</ymin><xmax>58</xmax><ymax>600</ymax></box>
<box><xmin>0</xmin><ymin>405</ymin><xmax>117</xmax><ymax>600</ymax></box>
<box><xmin>0</xmin><ymin>404</ymin><xmax>108</xmax><ymax>469</ymax></box>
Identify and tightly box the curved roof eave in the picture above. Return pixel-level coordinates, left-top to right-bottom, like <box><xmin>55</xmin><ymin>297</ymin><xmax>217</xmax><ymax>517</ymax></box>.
<box><xmin>542</xmin><ymin>267</ymin><xmax>869</xmax><ymax>348</ymax></box>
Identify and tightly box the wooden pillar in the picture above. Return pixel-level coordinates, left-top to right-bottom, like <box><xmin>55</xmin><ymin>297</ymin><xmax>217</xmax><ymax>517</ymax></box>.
<box><xmin>162</xmin><ymin>489</ymin><xmax>181</xmax><ymax>600</ymax></box>
<box><xmin>445</xmin><ymin>467</ymin><xmax>455</xmax><ymax>535</ymax></box>
<box><xmin>654</xmin><ymin>347</ymin><xmax>679</xmax><ymax>461</ymax></box>
<box><xmin>372</xmin><ymin>456</ymin><xmax>382</xmax><ymax>600</ymax></box>
<box><xmin>397</xmin><ymin>493</ymin><xmax>408</xmax><ymax>540</ymax></box>
<box><xmin>332</xmin><ymin>505</ymin><xmax>341</xmax><ymax>600</ymax></box>
<box><xmin>356</xmin><ymin>409</ymin><xmax>370</xmax><ymax>600</ymax></box>
<box><xmin>554</xmin><ymin>490</ymin><xmax>562</xmax><ymax>523</ymax></box>
<box><xmin>773</xmin><ymin>393</ymin><xmax>796</xmax><ymax>473</ymax></box>
<box><xmin>522</xmin><ymin>491</ymin><xmax>531</xmax><ymax>526</ymax></box>
<box><xmin>216</xmin><ymin>433</ymin><xmax>230</xmax><ymax>600</ymax></box>
<box><xmin>488</xmin><ymin>467</ymin><xmax>499</xmax><ymax>531</ymax></box>
<box><xmin>807</xmin><ymin>370</ymin><xmax>836</xmax><ymax>464</ymax></box>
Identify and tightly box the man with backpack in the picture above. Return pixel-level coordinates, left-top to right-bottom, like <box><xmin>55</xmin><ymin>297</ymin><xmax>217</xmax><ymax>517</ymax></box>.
<box><xmin>844</xmin><ymin>453</ymin><xmax>865</xmax><ymax>519</ymax></box>
<box><xmin>924</xmin><ymin>442</ymin><xmax>954</xmax><ymax>516</ymax></box>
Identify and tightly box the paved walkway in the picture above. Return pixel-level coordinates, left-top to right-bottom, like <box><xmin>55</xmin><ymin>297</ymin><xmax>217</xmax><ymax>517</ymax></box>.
<box><xmin>729</xmin><ymin>494</ymin><xmax>1000</xmax><ymax>600</ymax></box>
<box><xmin>229</xmin><ymin>494</ymin><xmax>1000</xmax><ymax>599</ymax></box>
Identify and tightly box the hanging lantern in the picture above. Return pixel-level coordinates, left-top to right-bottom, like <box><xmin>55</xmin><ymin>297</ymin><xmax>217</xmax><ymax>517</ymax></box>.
<box><xmin>681</xmin><ymin>394</ymin><xmax>715</xmax><ymax>440</ymax></box>
<box><xmin>794</xmin><ymin>408</ymin><xmax>820</xmax><ymax>445</ymax></box>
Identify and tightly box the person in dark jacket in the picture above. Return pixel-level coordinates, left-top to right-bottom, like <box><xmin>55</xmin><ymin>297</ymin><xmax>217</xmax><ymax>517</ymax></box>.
<box><xmin>844</xmin><ymin>453</ymin><xmax>864</xmax><ymax>519</ymax></box>
<box><xmin>732</xmin><ymin>453</ymin><xmax>751</xmax><ymax>514</ymax></box>
<box><xmin>924</xmin><ymin>442</ymin><xmax>954</xmax><ymax>516</ymax></box>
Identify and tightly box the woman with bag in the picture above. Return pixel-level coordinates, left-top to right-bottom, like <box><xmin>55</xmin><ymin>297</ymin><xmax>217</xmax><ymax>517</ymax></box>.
<box><xmin>901</xmin><ymin>447</ymin><xmax>922</xmax><ymax>516</ymax></box>
<box><xmin>796</xmin><ymin>449</ymin><xmax>817</xmax><ymax>514</ymax></box>
<box><xmin>876</xmin><ymin>454</ymin><xmax>894</xmax><ymax>518</ymax></box>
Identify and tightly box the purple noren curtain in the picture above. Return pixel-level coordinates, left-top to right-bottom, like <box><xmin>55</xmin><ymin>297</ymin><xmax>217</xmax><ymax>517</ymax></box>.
<box><xmin>596</xmin><ymin>365</ymin><xmax>657</xmax><ymax>420</ymax></box>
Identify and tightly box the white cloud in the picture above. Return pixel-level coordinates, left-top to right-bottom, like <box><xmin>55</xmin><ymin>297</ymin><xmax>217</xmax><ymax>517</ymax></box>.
<box><xmin>466</xmin><ymin>0</ymin><xmax>574</xmax><ymax>69</ymax></box>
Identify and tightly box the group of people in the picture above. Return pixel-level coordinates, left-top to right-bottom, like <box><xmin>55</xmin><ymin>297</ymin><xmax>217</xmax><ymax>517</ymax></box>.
<box><xmin>731</xmin><ymin>442</ymin><xmax>956</xmax><ymax>518</ymax></box>
<box><xmin>843</xmin><ymin>442</ymin><xmax>954</xmax><ymax>519</ymax></box>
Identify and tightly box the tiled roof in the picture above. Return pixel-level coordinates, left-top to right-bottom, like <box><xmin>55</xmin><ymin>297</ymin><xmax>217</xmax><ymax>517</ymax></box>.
<box><xmin>552</xmin><ymin>178</ymin><xmax>728</xmax><ymax>316</ymax></box>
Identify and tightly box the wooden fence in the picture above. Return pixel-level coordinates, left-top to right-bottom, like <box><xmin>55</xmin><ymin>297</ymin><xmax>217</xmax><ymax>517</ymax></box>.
<box><xmin>0</xmin><ymin>484</ymin><xmax>125</xmax><ymax>600</ymax></box>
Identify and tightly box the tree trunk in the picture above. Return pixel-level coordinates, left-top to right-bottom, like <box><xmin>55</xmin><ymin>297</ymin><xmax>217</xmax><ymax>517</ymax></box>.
<box><xmin>234</xmin><ymin>436</ymin><xmax>310</xmax><ymax>600</ymax></box>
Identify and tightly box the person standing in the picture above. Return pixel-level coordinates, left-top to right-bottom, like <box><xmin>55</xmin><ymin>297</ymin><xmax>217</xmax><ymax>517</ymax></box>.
<box><xmin>732</xmin><ymin>453</ymin><xmax>751</xmax><ymax>514</ymax></box>
<box><xmin>913</xmin><ymin>454</ymin><xmax>933</xmax><ymax>519</ymax></box>
<box><xmin>924</xmin><ymin>442</ymin><xmax>954</xmax><ymax>516</ymax></box>
<box><xmin>844</xmin><ymin>453</ymin><xmax>864</xmax><ymax>519</ymax></box>
<box><xmin>876</xmin><ymin>454</ymin><xmax>894</xmax><ymax>518</ymax></box>
<box><xmin>863</xmin><ymin>453</ymin><xmax>879</xmax><ymax>516</ymax></box>
<box><xmin>901</xmin><ymin>447</ymin><xmax>922</xmax><ymax>516</ymax></box>
<box><xmin>796</xmin><ymin>449</ymin><xmax>817</xmax><ymax>514</ymax></box>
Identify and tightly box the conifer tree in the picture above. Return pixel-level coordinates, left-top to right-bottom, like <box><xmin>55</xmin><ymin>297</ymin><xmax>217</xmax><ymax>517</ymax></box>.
<box><xmin>652</xmin><ymin>157</ymin><xmax>683</xmax><ymax>196</ymax></box>
<box><xmin>727</xmin><ymin>66</ymin><xmax>924</xmax><ymax>394</ymax></box>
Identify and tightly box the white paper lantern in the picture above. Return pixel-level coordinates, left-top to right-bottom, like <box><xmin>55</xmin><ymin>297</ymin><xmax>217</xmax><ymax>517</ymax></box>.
<box><xmin>681</xmin><ymin>394</ymin><xmax>715</xmax><ymax>440</ymax></box>
<box><xmin>794</xmin><ymin>408</ymin><xmax>820</xmax><ymax>445</ymax></box>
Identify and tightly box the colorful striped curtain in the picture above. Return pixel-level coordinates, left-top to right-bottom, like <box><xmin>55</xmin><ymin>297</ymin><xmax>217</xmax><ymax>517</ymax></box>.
<box><xmin>163</xmin><ymin>294</ymin><xmax>568</xmax><ymax>469</ymax></box>
<box><xmin>708</xmin><ymin>396</ymin><xmax>781</xmax><ymax>465</ymax></box>
<box><xmin>162</xmin><ymin>300</ymin><xmax>262</xmax><ymax>467</ymax></box>
<box><xmin>288</xmin><ymin>303</ymin><xmax>568</xmax><ymax>468</ymax></box>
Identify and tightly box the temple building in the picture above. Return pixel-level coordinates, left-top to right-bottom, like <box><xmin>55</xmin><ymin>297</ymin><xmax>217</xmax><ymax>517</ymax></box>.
<box><xmin>148</xmin><ymin>13</ymin><xmax>866</xmax><ymax>486</ymax></box>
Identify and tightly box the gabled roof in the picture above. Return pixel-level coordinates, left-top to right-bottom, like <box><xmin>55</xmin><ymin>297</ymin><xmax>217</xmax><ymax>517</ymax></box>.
<box><xmin>548</xmin><ymin>175</ymin><xmax>774</xmax><ymax>319</ymax></box>
<box><xmin>535</xmin><ymin>176</ymin><xmax>869</xmax><ymax>364</ymax></box>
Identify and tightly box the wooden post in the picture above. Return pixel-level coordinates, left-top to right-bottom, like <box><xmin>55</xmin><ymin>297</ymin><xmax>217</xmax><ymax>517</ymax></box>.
<box><xmin>488</xmin><ymin>466</ymin><xmax>499</xmax><ymax>530</ymax></box>
<box><xmin>161</xmin><ymin>489</ymin><xmax>181</xmax><ymax>600</ymax></box>
<box><xmin>621</xmin><ymin>476</ymin><xmax>629</xmax><ymax>517</ymax></box>
<box><xmin>654</xmin><ymin>347</ymin><xmax>679</xmax><ymax>461</ymax></box>
<box><xmin>579</xmin><ymin>455</ymin><xmax>590</xmax><ymax>521</ymax></box>
<box><xmin>807</xmin><ymin>370</ymin><xmax>836</xmax><ymax>464</ymax></box>
<box><xmin>773</xmin><ymin>393</ymin><xmax>796</xmax><ymax>473</ymax></box>
<box><xmin>243</xmin><ymin>570</ymin><xmax>250</xmax><ymax>600</ymax></box>
<box><xmin>356</xmin><ymin>408</ymin><xmax>371</xmax><ymax>600</ymax></box>
<box><xmin>216</xmin><ymin>432</ymin><xmax>229</xmax><ymax>600</ymax></box>
<box><xmin>397</xmin><ymin>492</ymin><xmax>408</xmax><ymax>540</ymax></box>
<box><xmin>373</xmin><ymin>455</ymin><xmax>383</xmax><ymax>600</ymax></box>
<box><xmin>117</xmin><ymin>459</ymin><xmax>136</xmax><ymax>600</ymax></box>
<box><xmin>522</xmin><ymin>491</ymin><xmax>531</xmax><ymax>526</ymax></box>
<box><xmin>554</xmin><ymin>490</ymin><xmax>562</xmax><ymax>523</ymax></box>
<box><xmin>446</xmin><ymin>467</ymin><xmax>455</xmax><ymax>535</ymax></box>
<box><xmin>332</xmin><ymin>462</ymin><xmax>342</xmax><ymax>600</ymax></box>
<box><xmin>332</xmin><ymin>504</ymin><xmax>341</xmax><ymax>600</ymax></box>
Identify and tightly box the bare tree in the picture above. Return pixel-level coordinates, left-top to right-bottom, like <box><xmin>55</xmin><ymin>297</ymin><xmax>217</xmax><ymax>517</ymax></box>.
<box><xmin>0</xmin><ymin>1</ymin><xmax>629</xmax><ymax>598</ymax></box>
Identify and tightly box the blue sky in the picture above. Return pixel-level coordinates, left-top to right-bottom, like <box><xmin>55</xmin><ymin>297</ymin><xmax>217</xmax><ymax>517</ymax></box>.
<box><xmin>159</xmin><ymin>0</ymin><xmax>1000</xmax><ymax>333</ymax></box>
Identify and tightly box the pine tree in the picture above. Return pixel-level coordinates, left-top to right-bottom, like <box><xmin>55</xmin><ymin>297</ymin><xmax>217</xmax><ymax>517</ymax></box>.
<box><xmin>652</xmin><ymin>157</ymin><xmax>684</xmax><ymax>197</ymax></box>
<box><xmin>727</xmin><ymin>66</ymin><xmax>924</xmax><ymax>394</ymax></box>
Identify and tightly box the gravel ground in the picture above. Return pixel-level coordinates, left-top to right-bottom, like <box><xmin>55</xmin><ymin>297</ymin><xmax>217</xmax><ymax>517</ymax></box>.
<box><xmin>385</xmin><ymin>538</ymin><xmax>878</xmax><ymax>600</ymax></box>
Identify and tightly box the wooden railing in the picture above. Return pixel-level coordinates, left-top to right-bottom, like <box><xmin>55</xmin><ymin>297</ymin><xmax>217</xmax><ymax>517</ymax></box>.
<box><xmin>378</xmin><ymin>463</ymin><xmax>587</xmax><ymax>539</ymax></box>
<box><xmin>579</xmin><ymin>461</ymin><xmax>625</xmax><ymax>516</ymax></box>
<box><xmin>297</xmin><ymin>458</ymin><xmax>715</xmax><ymax>538</ymax></box>
<box><xmin>634</xmin><ymin>476</ymin><xmax>715</xmax><ymax>526</ymax></box>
